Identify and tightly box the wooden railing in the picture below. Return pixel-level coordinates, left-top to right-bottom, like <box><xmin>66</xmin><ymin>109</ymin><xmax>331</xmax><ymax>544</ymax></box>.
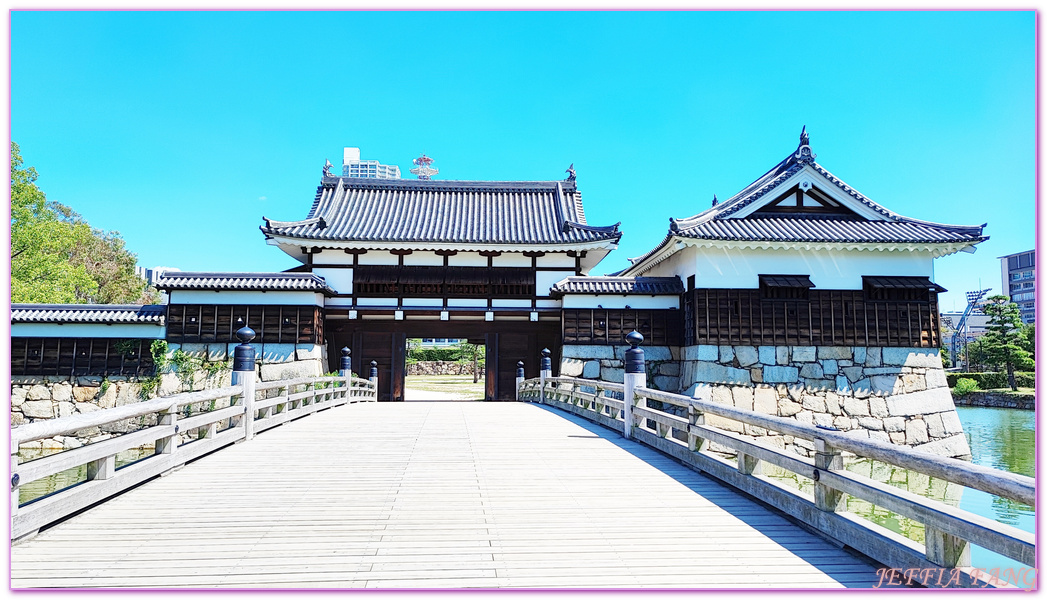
<box><xmin>519</xmin><ymin>376</ymin><xmax>1035</xmax><ymax>588</ymax></box>
<box><xmin>11</xmin><ymin>374</ymin><xmax>377</xmax><ymax>541</ymax></box>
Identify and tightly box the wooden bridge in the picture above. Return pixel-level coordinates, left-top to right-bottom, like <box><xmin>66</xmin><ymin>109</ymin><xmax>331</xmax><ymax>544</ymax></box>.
<box><xmin>9</xmin><ymin>370</ymin><xmax>1035</xmax><ymax>589</ymax></box>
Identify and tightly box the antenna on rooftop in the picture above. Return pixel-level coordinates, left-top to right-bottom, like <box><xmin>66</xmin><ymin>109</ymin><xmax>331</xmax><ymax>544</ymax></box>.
<box><xmin>410</xmin><ymin>154</ymin><xmax>438</xmax><ymax>180</ymax></box>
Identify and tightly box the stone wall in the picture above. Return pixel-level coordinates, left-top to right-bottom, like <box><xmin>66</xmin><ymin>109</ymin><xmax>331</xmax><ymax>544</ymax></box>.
<box><xmin>407</xmin><ymin>361</ymin><xmax>485</xmax><ymax>376</ymax></box>
<box><xmin>953</xmin><ymin>391</ymin><xmax>1035</xmax><ymax>411</ymax></box>
<box><xmin>558</xmin><ymin>343</ymin><xmax>971</xmax><ymax>460</ymax></box>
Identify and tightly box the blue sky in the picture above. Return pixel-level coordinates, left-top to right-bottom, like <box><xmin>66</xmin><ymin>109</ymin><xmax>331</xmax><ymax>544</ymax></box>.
<box><xmin>9</xmin><ymin>10</ymin><xmax>1035</xmax><ymax>312</ymax></box>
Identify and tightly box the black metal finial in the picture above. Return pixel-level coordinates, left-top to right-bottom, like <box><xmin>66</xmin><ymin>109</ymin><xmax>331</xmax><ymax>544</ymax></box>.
<box><xmin>626</xmin><ymin>331</ymin><xmax>644</xmax><ymax>348</ymax></box>
<box><xmin>540</xmin><ymin>348</ymin><xmax>552</xmax><ymax>372</ymax></box>
<box><xmin>625</xmin><ymin>331</ymin><xmax>645</xmax><ymax>374</ymax></box>
<box><xmin>341</xmin><ymin>347</ymin><xmax>350</xmax><ymax>357</ymax></box>
<box><xmin>11</xmin><ymin>473</ymin><xmax>20</xmax><ymax>489</ymax></box>
<box><xmin>800</xmin><ymin>125</ymin><xmax>809</xmax><ymax>146</ymax></box>
<box><xmin>369</xmin><ymin>360</ymin><xmax>378</xmax><ymax>379</ymax></box>
<box><xmin>235</xmin><ymin>326</ymin><xmax>256</xmax><ymax>344</ymax></box>
<box><xmin>340</xmin><ymin>347</ymin><xmax>352</xmax><ymax>372</ymax></box>
<box><xmin>517</xmin><ymin>361</ymin><xmax>525</xmax><ymax>378</ymax></box>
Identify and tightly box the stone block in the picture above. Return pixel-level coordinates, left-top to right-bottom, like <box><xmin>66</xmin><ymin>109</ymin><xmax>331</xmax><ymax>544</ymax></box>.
<box><xmin>116</xmin><ymin>383</ymin><xmax>145</xmax><ymax>406</ymax></box>
<box><xmin>795</xmin><ymin>410</ymin><xmax>814</xmax><ymax>426</ymax></box>
<box><xmin>902</xmin><ymin>374</ymin><xmax>927</xmax><ymax>394</ymax></box>
<box><xmin>834</xmin><ymin>416</ymin><xmax>853</xmax><ymax>430</ymax></box>
<box><xmin>799</xmin><ymin>363</ymin><xmax>823</xmax><ymax>379</ymax></box>
<box><xmin>842</xmin><ymin>366</ymin><xmax>865</xmax><ymax>383</ymax></box>
<box><xmin>705</xmin><ymin>413</ymin><xmax>745</xmax><ymax>434</ymax></box>
<box><xmin>889</xmin><ymin>432</ymin><xmax>905</xmax><ymax>444</ymax></box>
<box><xmin>97</xmin><ymin>384</ymin><xmax>118</xmax><ymax>409</ymax></box>
<box><xmin>869</xmin><ymin>430</ymin><xmax>891</xmax><ymax>444</ymax></box>
<box><xmin>750</xmin><ymin>368</ymin><xmax>762</xmax><ymax>383</ymax></box>
<box><xmin>11</xmin><ymin>387</ymin><xmax>27</xmax><ymax>406</ymax></box>
<box><xmin>72</xmin><ymin>387</ymin><xmax>97</xmax><ymax>403</ymax></box>
<box><xmin>711</xmin><ymin>386</ymin><xmax>733</xmax><ymax>405</ymax></box>
<box><xmin>925</xmin><ymin>368</ymin><xmax>948</xmax><ymax>389</ymax></box>
<box><xmin>824</xmin><ymin>392</ymin><xmax>843</xmax><ymax>416</ymax></box>
<box><xmin>731</xmin><ymin>386</ymin><xmax>754</xmax><ymax>411</ymax></box>
<box><xmin>786</xmin><ymin>384</ymin><xmax>804</xmax><ymax>401</ymax></box>
<box><xmin>260</xmin><ymin>343</ymin><xmax>298</xmax><ymax>365</ymax></box>
<box><xmin>718</xmin><ymin>345</ymin><xmax>735</xmax><ymax>364</ymax></box>
<box><xmin>562</xmin><ymin>345</ymin><xmax>615</xmax><ymax>360</ymax></box>
<box><xmin>688</xmin><ymin>361</ymin><xmax>751</xmax><ymax>385</ymax></box>
<box><xmin>11</xmin><ymin>376</ymin><xmax>44</xmax><ymax>385</ymax></box>
<box><xmin>260</xmin><ymin>359</ymin><xmax>323</xmax><ymax>382</ymax></box>
<box><xmin>159</xmin><ymin>373</ymin><xmax>183</xmax><ymax>396</ymax></box>
<box><xmin>905</xmin><ymin>419</ymin><xmax>929</xmax><ymax>445</ymax></box>
<box><xmin>885</xmin><ymin>388</ymin><xmax>956</xmax><ymax>417</ymax></box>
<box><xmin>804</xmin><ymin>378</ymin><xmax>834</xmax><ymax>391</ymax></box>
<box><xmin>869</xmin><ymin>396</ymin><xmax>889</xmax><ymax>418</ymax></box>
<box><xmin>652</xmin><ymin>376</ymin><xmax>679</xmax><ymax>392</ymax></box>
<box><xmin>75</xmin><ymin>402</ymin><xmax>101</xmax><ymax>414</ymax></box>
<box><xmin>792</xmin><ymin>346</ymin><xmax>816</xmax><ymax>362</ymax></box>
<box><xmin>294</xmin><ymin>344</ymin><xmax>324</xmax><ymax>361</ymax></box>
<box><xmin>835</xmin><ymin>376</ymin><xmax>851</xmax><ymax>394</ymax></box>
<box><xmin>882</xmin><ymin>347</ymin><xmax>942</xmax><ymax>369</ymax></box>
<box><xmin>758</xmin><ymin>346</ymin><xmax>776</xmax><ymax>365</ymax></box>
<box><xmin>813</xmin><ymin>413</ymin><xmax>835</xmax><ymax>429</ymax></box>
<box><xmin>76</xmin><ymin>376</ymin><xmax>103</xmax><ymax>387</ymax></box>
<box><xmin>843</xmin><ymin>397</ymin><xmax>870</xmax><ymax>417</ymax></box>
<box><xmin>27</xmin><ymin>385</ymin><xmax>50</xmax><ymax>401</ymax></box>
<box><xmin>801</xmin><ymin>394</ymin><xmax>826</xmax><ymax>413</ymax></box>
<box><xmin>818</xmin><ymin>346</ymin><xmax>852</xmax><ymax>360</ymax></box>
<box><xmin>852</xmin><ymin>378</ymin><xmax>872</xmax><ymax>398</ymax></box>
<box><xmin>600</xmin><ymin>367</ymin><xmax>624</xmax><ymax>383</ymax></box>
<box><xmin>864</xmin><ymin>367</ymin><xmax>903</xmax><ymax>376</ymax></box>
<box><xmin>754</xmin><ymin>388</ymin><xmax>778</xmax><ymax>415</ymax></box>
<box><xmin>762</xmin><ymin>366</ymin><xmax>798</xmax><ymax>384</ymax></box>
<box><xmin>822</xmin><ymin>359</ymin><xmax>839</xmax><ymax>376</ymax></box>
<box><xmin>656</xmin><ymin>362</ymin><xmax>680</xmax><ymax>377</ymax></box>
<box><xmin>45</xmin><ymin>375</ymin><xmax>71</xmax><ymax>383</ymax></box>
<box><xmin>865</xmin><ymin>347</ymin><xmax>882</xmax><ymax>367</ymax></box>
<box><xmin>870</xmin><ymin>375</ymin><xmax>903</xmax><ymax>395</ymax></box>
<box><xmin>56</xmin><ymin>401</ymin><xmax>75</xmax><ymax>418</ymax></box>
<box><xmin>925</xmin><ymin>412</ymin><xmax>946</xmax><ymax>438</ymax></box>
<box><xmin>11</xmin><ymin>412</ymin><xmax>25</xmax><ymax>426</ymax></box>
<box><xmin>778</xmin><ymin>399</ymin><xmax>802</xmax><ymax>417</ymax></box>
<box><xmin>561</xmin><ymin>358</ymin><xmax>585</xmax><ymax>377</ymax></box>
<box><xmin>684</xmin><ymin>345</ymin><xmax>719</xmax><ymax>361</ymax></box>
<box><xmin>853</xmin><ymin>347</ymin><xmax>867</xmax><ymax>364</ymax></box>
<box><xmin>914</xmin><ymin>434</ymin><xmax>972</xmax><ymax>459</ymax></box>
<box><xmin>582</xmin><ymin>361</ymin><xmax>601</xmax><ymax>379</ymax></box>
<box><xmin>735</xmin><ymin>346</ymin><xmax>759</xmax><ymax>367</ymax></box>
<box><xmin>63</xmin><ymin>437</ymin><xmax>83</xmax><ymax>450</ymax></box>
<box><xmin>640</xmin><ymin>346</ymin><xmax>673</xmax><ymax>362</ymax></box>
<box><xmin>776</xmin><ymin>346</ymin><xmax>790</xmax><ymax>365</ymax></box>
<box><xmin>22</xmin><ymin>400</ymin><xmax>55</xmax><ymax>418</ymax></box>
<box><xmin>941</xmin><ymin>410</ymin><xmax>964</xmax><ymax>435</ymax></box>
<box><xmin>884</xmin><ymin>417</ymin><xmax>906</xmax><ymax>432</ymax></box>
<box><xmin>858</xmin><ymin>417</ymin><xmax>884</xmax><ymax>430</ymax></box>
<box><xmin>599</xmin><ymin>359</ymin><xmax>623</xmax><ymax>368</ymax></box>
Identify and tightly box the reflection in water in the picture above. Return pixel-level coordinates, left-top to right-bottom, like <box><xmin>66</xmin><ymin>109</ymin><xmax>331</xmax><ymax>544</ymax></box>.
<box><xmin>18</xmin><ymin>446</ymin><xmax>154</xmax><ymax>505</ymax></box>
<box><xmin>763</xmin><ymin>405</ymin><xmax>1034</xmax><ymax>587</ymax></box>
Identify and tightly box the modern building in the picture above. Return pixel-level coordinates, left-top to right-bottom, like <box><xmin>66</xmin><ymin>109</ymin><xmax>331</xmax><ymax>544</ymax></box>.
<box><xmin>417</xmin><ymin>338</ymin><xmax>467</xmax><ymax>348</ymax></box>
<box><xmin>341</xmin><ymin>147</ymin><xmax>401</xmax><ymax>179</ymax></box>
<box><xmin>1000</xmin><ymin>250</ymin><xmax>1035</xmax><ymax>324</ymax></box>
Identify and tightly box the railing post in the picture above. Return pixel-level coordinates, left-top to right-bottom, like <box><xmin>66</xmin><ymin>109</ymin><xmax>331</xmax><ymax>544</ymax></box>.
<box><xmin>339</xmin><ymin>347</ymin><xmax>352</xmax><ymax>400</ymax></box>
<box><xmin>516</xmin><ymin>361</ymin><xmax>525</xmax><ymax>402</ymax></box>
<box><xmin>231</xmin><ymin>325</ymin><xmax>257</xmax><ymax>441</ymax></box>
<box><xmin>926</xmin><ymin>525</ymin><xmax>971</xmax><ymax>568</ymax></box>
<box><xmin>622</xmin><ymin>331</ymin><xmax>646</xmax><ymax>440</ymax></box>
<box><xmin>11</xmin><ymin>440</ymin><xmax>20</xmax><ymax>518</ymax></box>
<box><xmin>155</xmin><ymin>403</ymin><xmax>178</xmax><ymax>455</ymax></box>
<box><xmin>369</xmin><ymin>360</ymin><xmax>379</xmax><ymax>400</ymax></box>
<box><xmin>539</xmin><ymin>349</ymin><xmax>551</xmax><ymax>403</ymax></box>
<box><xmin>813</xmin><ymin>438</ymin><xmax>843</xmax><ymax>512</ymax></box>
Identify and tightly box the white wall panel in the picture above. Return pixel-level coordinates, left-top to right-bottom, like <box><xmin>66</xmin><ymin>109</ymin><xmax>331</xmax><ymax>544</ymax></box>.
<box><xmin>535</xmin><ymin>271</ymin><xmax>576</xmax><ymax>297</ymax></box>
<box><xmin>312</xmin><ymin>268</ymin><xmax>353</xmax><ymax>295</ymax></box>
<box><xmin>492</xmin><ymin>253</ymin><xmax>532</xmax><ymax>267</ymax></box>
<box><xmin>170</xmin><ymin>290</ymin><xmax>324</xmax><ymax>306</ymax></box>
<box><xmin>403</xmin><ymin>251</ymin><xmax>443</xmax><ymax>266</ymax></box>
<box><xmin>12</xmin><ymin>323</ymin><xmax>166</xmax><ymax>338</ymax></box>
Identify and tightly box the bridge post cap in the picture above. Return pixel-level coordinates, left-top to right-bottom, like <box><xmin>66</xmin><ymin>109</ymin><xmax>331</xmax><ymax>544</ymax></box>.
<box><xmin>626</xmin><ymin>331</ymin><xmax>644</xmax><ymax>347</ymax></box>
<box><xmin>517</xmin><ymin>361</ymin><xmax>524</xmax><ymax>368</ymax></box>
<box><xmin>370</xmin><ymin>360</ymin><xmax>378</xmax><ymax>367</ymax></box>
<box><xmin>541</xmin><ymin>348</ymin><xmax>551</xmax><ymax>358</ymax></box>
<box><xmin>341</xmin><ymin>347</ymin><xmax>351</xmax><ymax>357</ymax></box>
<box><xmin>235</xmin><ymin>326</ymin><xmax>256</xmax><ymax>344</ymax></box>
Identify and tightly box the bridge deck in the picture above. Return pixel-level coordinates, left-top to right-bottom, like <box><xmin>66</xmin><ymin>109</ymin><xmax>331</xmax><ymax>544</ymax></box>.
<box><xmin>12</xmin><ymin>402</ymin><xmax>882</xmax><ymax>589</ymax></box>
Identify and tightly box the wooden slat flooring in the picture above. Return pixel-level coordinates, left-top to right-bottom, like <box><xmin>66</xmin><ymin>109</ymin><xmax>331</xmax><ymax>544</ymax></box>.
<box><xmin>11</xmin><ymin>402</ymin><xmax>882</xmax><ymax>589</ymax></box>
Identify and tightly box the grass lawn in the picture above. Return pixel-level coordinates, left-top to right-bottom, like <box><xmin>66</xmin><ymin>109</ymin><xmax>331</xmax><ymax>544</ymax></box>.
<box><xmin>404</xmin><ymin>375</ymin><xmax>485</xmax><ymax>400</ymax></box>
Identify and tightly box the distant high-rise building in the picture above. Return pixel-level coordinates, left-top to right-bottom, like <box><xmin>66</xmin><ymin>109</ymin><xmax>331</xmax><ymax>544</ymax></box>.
<box><xmin>341</xmin><ymin>147</ymin><xmax>401</xmax><ymax>179</ymax></box>
<box><xmin>1000</xmin><ymin>250</ymin><xmax>1035</xmax><ymax>324</ymax></box>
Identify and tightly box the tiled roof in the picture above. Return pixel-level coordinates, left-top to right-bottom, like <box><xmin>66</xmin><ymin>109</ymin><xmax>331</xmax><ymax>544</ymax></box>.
<box><xmin>673</xmin><ymin>216</ymin><xmax>983</xmax><ymax>245</ymax></box>
<box><xmin>155</xmin><ymin>272</ymin><xmax>336</xmax><ymax>295</ymax></box>
<box><xmin>865</xmin><ymin>276</ymin><xmax>947</xmax><ymax>292</ymax></box>
<box><xmin>260</xmin><ymin>177</ymin><xmax>622</xmax><ymax>247</ymax></box>
<box><xmin>550</xmin><ymin>276</ymin><xmax>684</xmax><ymax>296</ymax></box>
<box><xmin>12</xmin><ymin>304</ymin><xmax>166</xmax><ymax>324</ymax></box>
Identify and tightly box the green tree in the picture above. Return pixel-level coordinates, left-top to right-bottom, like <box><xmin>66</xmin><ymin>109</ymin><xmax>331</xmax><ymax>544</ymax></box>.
<box><xmin>10</xmin><ymin>142</ymin><xmax>158</xmax><ymax>304</ymax></box>
<box><xmin>979</xmin><ymin>295</ymin><xmax>1034</xmax><ymax>390</ymax></box>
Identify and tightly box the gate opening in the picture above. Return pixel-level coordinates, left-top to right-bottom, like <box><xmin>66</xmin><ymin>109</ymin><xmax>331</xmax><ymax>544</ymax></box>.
<box><xmin>403</xmin><ymin>338</ymin><xmax>486</xmax><ymax>401</ymax></box>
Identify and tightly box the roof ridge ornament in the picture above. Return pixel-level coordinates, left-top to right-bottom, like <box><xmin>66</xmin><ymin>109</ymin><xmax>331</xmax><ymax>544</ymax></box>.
<box><xmin>323</xmin><ymin>159</ymin><xmax>333</xmax><ymax>178</ymax></box>
<box><xmin>566</xmin><ymin>163</ymin><xmax>576</xmax><ymax>181</ymax></box>
<box><xmin>795</xmin><ymin>125</ymin><xmax>816</xmax><ymax>164</ymax></box>
<box><xmin>711</xmin><ymin>194</ymin><xmax>718</xmax><ymax>207</ymax></box>
<box><xmin>410</xmin><ymin>154</ymin><xmax>438</xmax><ymax>180</ymax></box>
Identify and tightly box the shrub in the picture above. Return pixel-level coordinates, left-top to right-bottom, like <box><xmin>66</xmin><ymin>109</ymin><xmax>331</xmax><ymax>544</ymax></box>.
<box><xmin>946</xmin><ymin>371</ymin><xmax>1034</xmax><ymax>389</ymax></box>
<box><xmin>952</xmin><ymin>378</ymin><xmax>979</xmax><ymax>396</ymax></box>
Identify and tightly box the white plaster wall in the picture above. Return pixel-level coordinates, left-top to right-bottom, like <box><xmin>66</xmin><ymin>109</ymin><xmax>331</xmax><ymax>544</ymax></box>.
<box><xmin>312</xmin><ymin>252</ymin><xmax>352</xmax><ymax>265</ymax></box>
<box><xmin>536</xmin><ymin>271</ymin><xmax>576</xmax><ymax>297</ymax></box>
<box><xmin>324</xmin><ymin>297</ymin><xmax>354</xmax><ymax>307</ymax></box>
<box><xmin>12</xmin><ymin>323</ymin><xmax>166</xmax><ymax>338</ymax></box>
<box><xmin>642</xmin><ymin>249</ymin><xmax>696</xmax><ymax>284</ymax></box>
<box><xmin>357</xmin><ymin>298</ymin><xmax>395</xmax><ymax>306</ymax></box>
<box><xmin>403</xmin><ymin>251</ymin><xmax>443</xmax><ymax>266</ymax></box>
<box><xmin>491</xmin><ymin>299</ymin><xmax>532</xmax><ymax>308</ymax></box>
<box><xmin>536</xmin><ymin>253</ymin><xmax>575</xmax><ymax>268</ymax></box>
<box><xmin>492</xmin><ymin>253</ymin><xmax>532</xmax><ymax>267</ymax></box>
<box><xmin>682</xmin><ymin>246</ymin><xmax>934</xmax><ymax>290</ymax></box>
<box><xmin>402</xmin><ymin>298</ymin><xmax>443</xmax><ymax>307</ymax></box>
<box><xmin>536</xmin><ymin>300</ymin><xmax>561</xmax><ymax>308</ymax></box>
<box><xmin>448</xmin><ymin>252</ymin><xmax>489</xmax><ymax>267</ymax></box>
<box><xmin>356</xmin><ymin>251</ymin><xmax>399</xmax><ymax>266</ymax></box>
<box><xmin>312</xmin><ymin>268</ymin><xmax>353</xmax><ymax>295</ymax></box>
<box><xmin>448</xmin><ymin>298</ymin><xmax>487</xmax><ymax>307</ymax></box>
<box><xmin>561</xmin><ymin>295</ymin><xmax>679</xmax><ymax>309</ymax></box>
<box><xmin>169</xmin><ymin>290</ymin><xmax>325</xmax><ymax>306</ymax></box>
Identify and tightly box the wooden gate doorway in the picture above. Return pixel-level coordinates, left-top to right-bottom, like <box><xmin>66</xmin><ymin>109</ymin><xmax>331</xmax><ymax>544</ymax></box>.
<box><xmin>325</xmin><ymin>319</ymin><xmax>560</xmax><ymax>402</ymax></box>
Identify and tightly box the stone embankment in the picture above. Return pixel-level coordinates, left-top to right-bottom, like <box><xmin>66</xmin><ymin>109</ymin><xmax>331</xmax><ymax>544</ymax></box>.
<box><xmin>407</xmin><ymin>361</ymin><xmax>485</xmax><ymax>376</ymax></box>
<box><xmin>560</xmin><ymin>344</ymin><xmax>971</xmax><ymax>459</ymax></box>
<box><xmin>953</xmin><ymin>391</ymin><xmax>1035</xmax><ymax>411</ymax></box>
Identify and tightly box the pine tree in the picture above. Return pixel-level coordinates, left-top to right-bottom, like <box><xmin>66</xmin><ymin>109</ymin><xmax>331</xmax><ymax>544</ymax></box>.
<box><xmin>979</xmin><ymin>295</ymin><xmax>1034</xmax><ymax>391</ymax></box>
